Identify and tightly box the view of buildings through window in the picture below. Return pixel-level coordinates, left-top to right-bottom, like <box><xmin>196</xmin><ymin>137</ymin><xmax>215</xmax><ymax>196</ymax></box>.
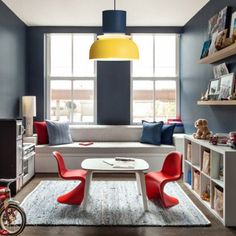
<box><xmin>46</xmin><ymin>33</ymin><xmax>179</xmax><ymax>124</ymax></box>
<box><xmin>46</xmin><ymin>34</ymin><xmax>96</xmax><ymax>123</ymax></box>
<box><xmin>131</xmin><ymin>34</ymin><xmax>179</xmax><ymax>123</ymax></box>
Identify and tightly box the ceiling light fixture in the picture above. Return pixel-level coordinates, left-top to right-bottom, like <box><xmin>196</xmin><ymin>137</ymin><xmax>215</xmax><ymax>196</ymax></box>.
<box><xmin>89</xmin><ymin>0</ymin><xmax>139</xmax><ymax>61</ymax></box>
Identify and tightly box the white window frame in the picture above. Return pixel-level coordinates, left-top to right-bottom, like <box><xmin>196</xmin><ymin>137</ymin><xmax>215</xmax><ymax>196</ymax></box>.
<box><xmin>45</xmin><ymin>33</ymin><xmax>97</xmax><ymax>124</ymax></box>
<box><xmin>130</xmin><ymin>33</ymin><xmax>180</xmax><ymax>124</ymax></box>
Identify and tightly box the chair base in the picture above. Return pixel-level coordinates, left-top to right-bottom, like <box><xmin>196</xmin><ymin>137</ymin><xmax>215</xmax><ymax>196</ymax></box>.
<box><xmin>161</xmin><ymin>192</ymin><xmax>179</xmax><ymax>208</ymax></box>
<box><xmin>57</xmin><ymin>182</ymin><xmax>85</xmax><ymax>205</ymax></box>
<box><xmin>145</xmin><ymin>175</ymin><xmax>179</xmax><ymax>208</ymax></box>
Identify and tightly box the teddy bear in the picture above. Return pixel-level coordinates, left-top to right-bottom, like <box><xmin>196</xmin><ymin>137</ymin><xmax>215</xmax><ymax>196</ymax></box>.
<box><xmin>193</xmin><ymin>119</ymin><xmax>212</xmax><ymax>140</ymax></box>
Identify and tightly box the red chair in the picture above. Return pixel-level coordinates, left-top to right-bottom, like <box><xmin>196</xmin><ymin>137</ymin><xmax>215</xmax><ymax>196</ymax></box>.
<box><xmin>145</xmin><ymin>151</ymin><xmax>182</xmax><ymax>208</ymax></box>
<box><xmin>52</xmin><ymin>151</ymin><xmax>87</xmax><ymax>205</ymax></box>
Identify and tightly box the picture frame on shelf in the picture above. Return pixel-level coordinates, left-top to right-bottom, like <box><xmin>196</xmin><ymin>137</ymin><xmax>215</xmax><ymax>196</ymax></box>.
<box><xmin>208</xmin><ymin>14</ymin><xmax>219</xmax><ymax>39</ymax></box>
<box><xmin>208</xmin><ymin>31</ymin><xmax>218</xmax><ymax>55</ymax></box>
<box><xmin>208</xmin><ymin>79</ymin><xmax>220</xmax><ymax>100</ymax></box>
<box><xmin>215</xmin><ymin>29</ymin><xmax>227</xmax><ymax>50</ymax></box>
<box><xmin>230</xmin><ymin>11</ymin><xmax>236</xmax><ymax>39</ymax></box>
<box><xmin>217</xmin><ymin>6</ymin><xmax>231</xmax><ymax>34</ymax></box>
<box><xmin>200</xmin><ymin>40</ymin><xmax>211</xmax><ymax>59</ymax></box>
<box><xmin>213</xmin><ymin>63</ymin><xmax>229</xmax><ymax>79</ymax></box>
<box><xmin>218</xmin><ymin>73</ymin><xmax>235</xmax><ymax>100</ymax></box>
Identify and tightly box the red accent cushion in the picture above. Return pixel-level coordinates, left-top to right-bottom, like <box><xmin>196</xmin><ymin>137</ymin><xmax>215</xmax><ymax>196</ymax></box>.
<box><xmin>34</xmin><ymin>121</ymin><xmax>49</xmax><ymax>144</ymax></box>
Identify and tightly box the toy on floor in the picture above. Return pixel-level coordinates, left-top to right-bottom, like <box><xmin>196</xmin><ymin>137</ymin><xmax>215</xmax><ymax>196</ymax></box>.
<box><xmin>193</xmin><ymin>119</ymin><xmax>212</xmax><ymax>140</ymax></box>
<box><xmin>0</xmin><ymin>177</ymin><xmax>26</xmax><ymax>235</ymax></box>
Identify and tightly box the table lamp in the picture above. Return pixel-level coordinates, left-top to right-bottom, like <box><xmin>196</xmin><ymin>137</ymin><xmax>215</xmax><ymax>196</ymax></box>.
<box><xmin>22</xmin><ymin>96</ymin><xmax>36</xmax><ymax>136</ymax></box>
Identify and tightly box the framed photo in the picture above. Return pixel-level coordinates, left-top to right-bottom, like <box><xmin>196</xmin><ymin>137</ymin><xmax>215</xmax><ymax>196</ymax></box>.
<box><xmin>200</xmin><ymin>40</ymin><xmax>211</xmax><ymax>59</ymax></box>
<box><xmin>218</xmin><ymin>73</ymin><xmax>235</xmax><ymax>100</ymax></box>
<box><xmin>213</xmin><ymin>63</ymin><xmax>229</xmax><ymax>79</ymax></box>
<box><xmin>208</xmin><ymin>79</ymin><xmax>220</xmax><ymax>100</ymax></box>
<box><xmin>217</xmin><ymin>6</ymin><xmax>231</xmax><ymax>34</ymax></box>
<box><xmin>208</xmin><ymin>14</ymin><xmax>219</xmax><ymax>39</ymax></box>
<box><xmin>215</xmin><ymin>29</ymin><xmax>227</xmax><ymax>50</ymax></box>
<box><xmin>230</xmin><ymin>11</ymin><xmax>236</xmax><ymax>38</ymax></box>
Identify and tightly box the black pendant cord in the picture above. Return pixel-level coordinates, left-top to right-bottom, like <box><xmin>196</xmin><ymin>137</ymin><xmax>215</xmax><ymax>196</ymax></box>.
<box><xmin>114</xmin><ymin>0</ymin><xmax>116</xmax><ymax>10</ymax></box>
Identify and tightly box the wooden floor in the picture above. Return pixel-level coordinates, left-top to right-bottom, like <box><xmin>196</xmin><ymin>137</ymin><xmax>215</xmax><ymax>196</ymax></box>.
<box><xmin>15</xmin><ymin>175</ymin><xmax>236</xmax><ymax>236</ymax></box>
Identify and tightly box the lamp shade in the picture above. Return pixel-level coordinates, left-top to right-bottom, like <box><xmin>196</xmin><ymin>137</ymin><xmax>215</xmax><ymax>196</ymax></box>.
<box><xmin>22</xmin><ymin>96</ymin><xmax>36</xmax><ymax>117</ymax></box>
<box><xmin>89</xmin><ymin>37</ymin><xmax>139</xmax><ymax>60</ymax></box>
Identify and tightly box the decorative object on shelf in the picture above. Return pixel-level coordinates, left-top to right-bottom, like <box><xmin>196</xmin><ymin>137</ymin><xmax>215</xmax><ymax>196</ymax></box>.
<box><xmin>202</xmin><ymin>150</ymin><xmax>210</xmax><ymax>175</ymax></box>
<box><xmin>228</xmin><ymin>131</ymin><xmax>236</xmax><ymax>149</ymax></box>
<box><xmin>22</xmin><ymin>96</ymin><xmax>36</xmax><ymax>137</ymax></box>
<box><xmin>208</xmin><ymin>79</ymin><xmax>220</xmax><ymax>100</ymax></box>
<box><xmin>89</xmin><ymin>0</ymin><xmax>139</xmax><ymax>61</ymax></box>
<box><xmin>218</xmin><ymin>73</ymin><xmax>235</xmax><ymax>100</ymax></box>
<box><xmin>214</xmin><ymin>185</ymin><xmax>224</xmax><ymax>217</ymax></box>
<box><xmin>200</xmin><ymin>40</ymin><xmax>211</xmax><ymax>59</ymax></box>
<box><xmin>193</xmin><ymin>119</ymin><xmax>212</xmax><ymax>140</ymax></box>
<box><xmin>230</xmin><ymin>11</ymin><xmax>236</xmax><ymax>40</ymax></box>
<box><xmin>210</xmin><ymin>133</ymin><xmax>229</xmax><ymax>146</ymax></box>
<box><xmin>201</xmin><ymin>184</ymin><xmax>210</xmax><ymax>202</ymax></box>
<box><xmin>213</xmin><ymin>63</ymin><xmax>229</xmax><ymax>79</ymax></box>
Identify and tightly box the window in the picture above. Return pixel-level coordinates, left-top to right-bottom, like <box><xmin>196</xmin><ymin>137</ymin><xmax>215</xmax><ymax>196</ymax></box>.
<box><xmin>46</xmin><ymin>33</ymin><xmax>96</xmax><ymax>123</ymax></box>
<box><xmin>131</xmin><ymin>34</ymin><xmax>179</xmax><ymax>123</ymax></box>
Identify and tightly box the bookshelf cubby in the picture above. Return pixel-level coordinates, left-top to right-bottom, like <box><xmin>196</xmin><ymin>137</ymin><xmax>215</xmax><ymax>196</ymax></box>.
<box><xmin>184</xmin><ymin>135</ymin><xmax>236</xmax><ymax>226</ymax></box>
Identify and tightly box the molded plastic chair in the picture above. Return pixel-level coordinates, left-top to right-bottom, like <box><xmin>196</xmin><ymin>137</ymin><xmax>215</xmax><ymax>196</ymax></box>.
<box><xmin>53</xmin><ymin>151</ymin><xmax>87</xmax><ymax>205</ymax></box>
<box><xmin>145</xmin><ymin>151</ymin><xmax>182</xmax><ymax>208</ymax></box>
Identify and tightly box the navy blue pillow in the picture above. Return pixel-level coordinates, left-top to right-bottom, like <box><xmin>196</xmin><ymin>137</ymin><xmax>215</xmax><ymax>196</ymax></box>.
<box><xmin>46</xmin><ymin>120</ymin><xmax>72</xmax><ymax>145</ymax></box>
<box><xmin>140</xmin><ymin>121</ymin><xmax>163</xmax><ymax>145</ymax></box>
<box><xmin>161</xmin><ymin>124</ymin><xmax>176</xmax><ymax>145</ymax></box>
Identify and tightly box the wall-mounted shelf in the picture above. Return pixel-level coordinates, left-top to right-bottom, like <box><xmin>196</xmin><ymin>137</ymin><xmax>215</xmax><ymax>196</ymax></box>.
<box><xmin>197</xmin><ymin>100</ymin><xmax>236</xmax><ymax>105</ymax></box>
<box><xmin>197</xmin><ymin>43</ymin><xmax>236</xmax><ymax>64</ymax></box>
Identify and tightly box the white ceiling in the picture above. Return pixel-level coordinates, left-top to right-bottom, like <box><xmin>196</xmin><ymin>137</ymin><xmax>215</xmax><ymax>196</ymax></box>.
<box><xmin>2</xmin><ymin>0</ymin><xmax>209</xmax><ymax>27</ymax></box>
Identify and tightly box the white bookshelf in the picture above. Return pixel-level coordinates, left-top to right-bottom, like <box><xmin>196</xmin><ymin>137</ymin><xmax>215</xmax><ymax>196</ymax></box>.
<box><xmin>183</xmin><ymin>135</ymin><xmax>236</xmax><ymax>226</ymax></box>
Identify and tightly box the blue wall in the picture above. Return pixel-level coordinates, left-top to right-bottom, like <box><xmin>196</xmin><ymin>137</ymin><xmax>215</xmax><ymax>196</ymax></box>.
<box><xmin>181</xmin><ymin>0</ymin><xmax>236</xmax><ymax>134</ymax></box>
<box><xmin>27</xmin><ymin>26</ymin><xmax>183</xmax><ymax>124</ymax></box>
<box><xmin>0</xmin><ymin>1</ymin><xmax>26</xmax><ymax>118</ymax></box>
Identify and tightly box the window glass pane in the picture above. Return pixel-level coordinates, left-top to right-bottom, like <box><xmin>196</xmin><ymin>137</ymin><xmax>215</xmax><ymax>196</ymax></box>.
<box><xmin>133</xmin><ymin>80</ymin><xmax>154</xmax><ymax>123</ymax></box>
<box><xmin>50</xmin><ymin>80</ymin><xmax>72</xmax><ymax>121</ymax></box>
<box><xmin>73</xmin><ymin>80</ymin><xmax>94</xmax><ymax>123</ymax></box>
<box><xmin>155</xmin><ymin>81</ymin><xmax>176</xmax><ymax>121</ymax></box>
<box><xmin>155</xmin><ymin>35</ymin><xmax>176</xmax><ymax>77</ymax></box>
<box><xmin>132</xmin><ymin>35</ymin><xmax>153</xmax><ymax>77</ymax></box>
<box><xmin>50</xmin><ymin>35</ymin><xmax>72</xmax><ymax>76</ymax></box>
<box><xmin>73</xmin><ymin>34</ymin><xmax>95</xmax><ymax>76</ymax></box>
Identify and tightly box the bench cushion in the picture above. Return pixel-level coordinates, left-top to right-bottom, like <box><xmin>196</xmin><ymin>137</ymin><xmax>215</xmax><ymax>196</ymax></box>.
<box><xmin>36</xmin><ymin>142</ymin><xmax>175</xmax><ymax>155</ymax></box>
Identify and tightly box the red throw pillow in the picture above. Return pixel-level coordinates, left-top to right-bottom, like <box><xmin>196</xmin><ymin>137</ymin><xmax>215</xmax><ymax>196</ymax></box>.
<box><xmin>33</xmin><ymin>121</ymin><xmax>49</xmax><ymax>144</ymax></box>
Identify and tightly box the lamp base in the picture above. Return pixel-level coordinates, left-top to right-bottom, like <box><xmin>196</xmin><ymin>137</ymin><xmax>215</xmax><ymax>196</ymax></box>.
<box><xmin>25</xmin><ymin>117</ymin><xmax>33</xmax><ymax>137</ymax></box>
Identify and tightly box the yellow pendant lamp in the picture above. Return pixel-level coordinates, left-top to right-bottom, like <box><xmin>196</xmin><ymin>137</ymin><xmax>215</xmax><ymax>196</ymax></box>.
<box><xmin>89</xmin><ymin>1</ymin><xmax>139</xmax><ymax>61</ymax></box>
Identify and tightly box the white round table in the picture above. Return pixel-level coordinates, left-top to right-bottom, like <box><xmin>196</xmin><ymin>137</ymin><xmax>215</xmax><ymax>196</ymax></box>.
<box><xmin>81</xmin><ymin>158</ymin><xmax>149</xmax><ymax>211</ymax></box>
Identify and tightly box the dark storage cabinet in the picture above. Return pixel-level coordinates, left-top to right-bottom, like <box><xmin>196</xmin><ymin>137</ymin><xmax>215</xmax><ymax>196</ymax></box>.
<box><xmin>0</xmin><ymin>119</ymin><xmax>23</xmax><ymax>195</ymax></box>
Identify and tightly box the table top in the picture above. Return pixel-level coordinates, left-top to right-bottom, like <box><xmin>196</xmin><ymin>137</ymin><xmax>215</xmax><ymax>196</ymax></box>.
<box><xmin>81</xmin><ymin>158</ymin><xmax>149</xmax><ymax>172</ymax></box>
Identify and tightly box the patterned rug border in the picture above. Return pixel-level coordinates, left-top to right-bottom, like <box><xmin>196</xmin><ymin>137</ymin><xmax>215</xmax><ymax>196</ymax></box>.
<box><xmin>21</xmin><ymin>180</ymin><xmax>211</xmax><ymax>227</ymax></box>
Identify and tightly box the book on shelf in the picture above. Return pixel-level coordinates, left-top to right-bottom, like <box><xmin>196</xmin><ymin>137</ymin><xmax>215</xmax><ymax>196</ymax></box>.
<box><xmin>214</xmin><ymin>185</ymin><xmax>224</xmax><ymax>217</ymax></box>
<box><xmin>219</xmin><ymin>156</ymin><xmax>224</xmax><ymax>181</ymax></box>
<box><xmin>202</xmin><ymin>150</ymin><xmax>210</xmax><ymax>175</ymax></box>
<box><xmin>193</xmin><ymin>170</ymin><xmax>201</xmax><ymax>194</ymax></box>
<box><xmin>187</xmin><ymin>143</ymin><xmax>192</xmax><ymax>162</ymax></box>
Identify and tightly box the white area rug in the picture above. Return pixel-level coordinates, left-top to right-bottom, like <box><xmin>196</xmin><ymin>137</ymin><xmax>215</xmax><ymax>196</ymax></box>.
<box><xmin>21</xmin><ymin>180</ymin><xmax>210</xmax><ymax>226</ymax></box>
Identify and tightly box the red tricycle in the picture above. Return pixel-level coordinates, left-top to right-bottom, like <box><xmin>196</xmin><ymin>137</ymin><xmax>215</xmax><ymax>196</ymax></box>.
<box><xmin>0</xmin><ymin>177</ymin><xmax>26</xmax><ymax>235</ymax></box>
